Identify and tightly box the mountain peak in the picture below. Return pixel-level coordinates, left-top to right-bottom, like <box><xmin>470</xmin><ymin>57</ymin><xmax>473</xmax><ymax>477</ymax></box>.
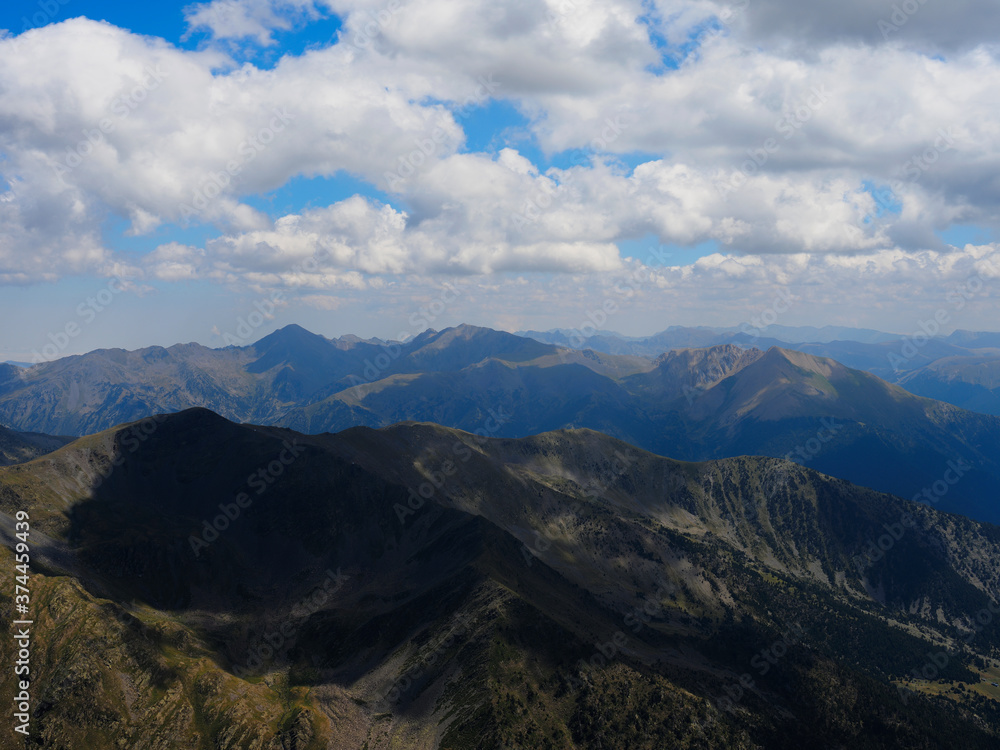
<box><xmin>653</xmin><ymin>343</ymin><xmax>761</xmax><ymax>367</ymax></box>
<box><xmin>434</xmin><ymin>323</ymin><xmax>516</xmax><ymax>341</ymax></box>
<box><xmin>156</xmin><ymin>406</ymin><xmax>232</xmax><ymax>428</ymax></box>
<box><xmin>624</xmin><ymin>344</ymin><xmax>763</xmax><ymax>398</ymax></box>
<box><xmin>402</xmin><ymin>325</ymin><xmax>555</xmax><ymax>369</ymax></box>
<box><xmin>760</xmin><ymin>345</ymin><xmax>841</xmax><ymax>377</ymax></box>
<box><xmin>247</xmin><ymin>324</ymin><xmax>335</xmax><ymax>372</ymax></box>
<box><xmin>252</xmin><ymin>323</ymin><xmax>328</xmax><ymax>348</ymax></box>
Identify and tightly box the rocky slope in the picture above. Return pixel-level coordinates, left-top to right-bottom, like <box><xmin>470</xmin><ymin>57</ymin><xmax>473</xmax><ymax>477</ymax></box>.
<box><xmin>1</xmin><ymin>409</ymin><xmax>999</xmax><ymax>748</ymax></box>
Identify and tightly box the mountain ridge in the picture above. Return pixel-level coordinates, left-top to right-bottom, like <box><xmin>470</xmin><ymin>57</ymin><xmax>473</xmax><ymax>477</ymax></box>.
<box><xmin>3</xmin><ymin>408</ymin><xmax>1000</xmax><ymax>747</ymax></box>
<box><xmin>4</xmin><ymin>325</ymin><xmax>1000</xmax><ymax>524</ymax></box>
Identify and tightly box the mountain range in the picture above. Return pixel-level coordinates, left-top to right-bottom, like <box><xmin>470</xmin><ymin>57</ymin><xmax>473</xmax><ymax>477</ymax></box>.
<box><xmin>2</xmin><ymin>324</ymin><xmax>999</xmax><ymax>524</ymax></box>
<box><xmin>519</xmin><ymin>325</ymin><xmax>1000</xmax><ymax>416</ymax></box>
<box><xmin>2</xmin><ymin>408</ymin><xmax>1000</xmax><ymax>747</ymax></box>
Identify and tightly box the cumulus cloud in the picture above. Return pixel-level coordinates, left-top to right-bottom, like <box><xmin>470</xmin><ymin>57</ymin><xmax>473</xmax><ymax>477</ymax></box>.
<box><xmin>151</xmin><ymin>182</ymin><xmax>625</xmax><ymax>282</ymax></box>
<box><xmin>0</xmin><ymin>17</ymin><xmax>467</xmax><ymax>281</ymax></box>
<box><xmin>2</xmin><ymin>0</ymin><xmax>1000</xmax><ymax>291</ymax></box>
<box><xmin>337</xmin><ymin>0</ymin><xmax>1000</xmax><ymax>257</ymax></box>
<box><xmin>184</xmin><ymin>0</ymin><xmax>326</xmax><ymax>45</ymax></box>
<box><xmin>650</xmin><ymin>0</ymin><xmax>1000</xmax><ymax>54</ymax></box>
<box><xmin>143</xmin><ymin>243</ymin><xmax>208</xmax><ymax>282</ymax></box>
<box><xmin>251</xmin><ymin>243</ymin><xmax>1000</xmax><ymax>340</ymax></box>
<box><xmin>329</xmin><ymin>0</ymin><xmax>658</xmax><ymax>94</ymax></box>
<box><xmin>471</xmin><ymin>242</ymin><xmax>1000</xmax><ymax>336</ymax></box>
<box><xmin>136</xmin><ymin>143</ymin><xmax>966</xmax><ymax>289</ymax></box>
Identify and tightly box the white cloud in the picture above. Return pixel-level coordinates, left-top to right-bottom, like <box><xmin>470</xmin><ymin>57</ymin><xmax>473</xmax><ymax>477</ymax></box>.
<box><xmin>183</xmin><ymin>0</ymin><xmax>326</xmax><ymax>45</ymax></box>
<box><xmin>0</xmin><ymin>17</ymin><xmax>469</xmax><ymax>281</ymax></box>
<box><xmin>230</xmin><ymin>243</ymin><xmax>1000</xmax><ymax>339</ymax></box>
<box><xmin>162</xmin><ymin>182</ymin><xmax>626</xmax><ymax>281</ymax></box>
<box><xmin>3</xmin><ymin>2</ymin><xmax>1000</xmax><ymax>290</ymax></box>
<box><xmin>465</xmin><ymin>242</ymin><xmax>1000</xmax><ymax>336</ymax></box>
<box><xmin>649</xmin><ymin>0</ymin><xmax>1000</xmax><ymax>54</ymax></box>
<box><xmin>334</xmin><ymin>2</ymin><xmax>1000</xmax><ymax>254</ymax></box>
<box><xmin>329</xmin><ymin>0</ymin><xmax>657</xmax><ymax>94</ymax></box>
<box><xmin>144</xmin><ymin>242</ymin><xmax>207</xmax><ymax>282</ymax></box>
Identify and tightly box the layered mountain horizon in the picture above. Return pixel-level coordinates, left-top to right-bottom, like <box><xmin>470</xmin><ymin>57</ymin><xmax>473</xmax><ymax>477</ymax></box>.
<box><xmin>518</xmin><ymin>324</ymin><xmax>1000</xmax><ymax>414</ymax></box>
<box><xmin>3</xmin><ymin>322</ymin><xmax>1000</xmax><ymax>746</ymax></box>
<box><xmin>3</xmin><ymin>323</ymin><xmax>1000</xmax><ymax>525</ymax></box>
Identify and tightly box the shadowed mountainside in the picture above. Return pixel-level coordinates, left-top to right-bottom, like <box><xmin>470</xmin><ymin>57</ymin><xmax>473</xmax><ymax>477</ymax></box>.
<box><xmin>2</xmin><ymin>409</ymin><xmax>1000</xmax><ymax>748</ymax></box>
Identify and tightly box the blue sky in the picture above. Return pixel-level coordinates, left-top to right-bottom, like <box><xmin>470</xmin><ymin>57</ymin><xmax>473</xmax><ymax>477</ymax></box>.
<box><xmin>2</xmin><ymin>0</ymin><xmax>1000</xmax><ymax>359</ymax></box>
